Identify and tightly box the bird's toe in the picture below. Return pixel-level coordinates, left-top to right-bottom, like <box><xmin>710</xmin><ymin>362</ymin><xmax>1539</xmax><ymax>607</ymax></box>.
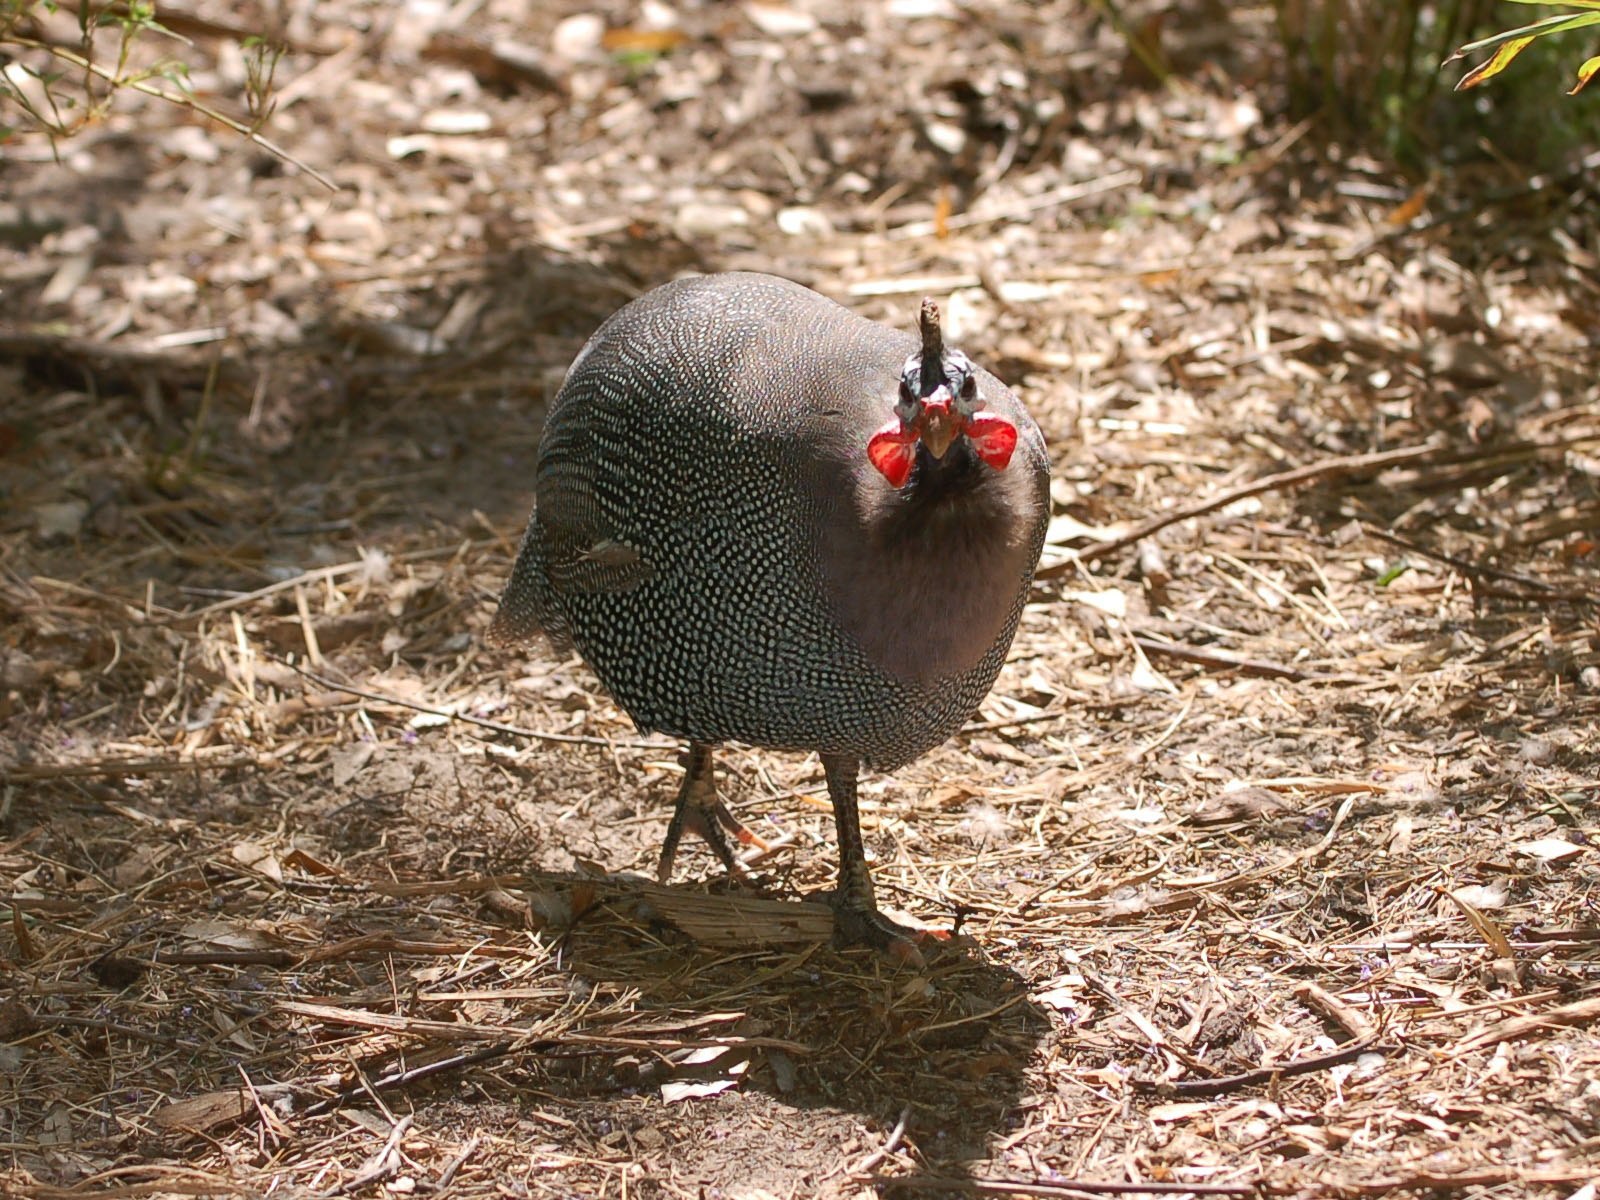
<box><xmin>828</xmin><ymin>894</ymin><xmax>950</xmax><ymax>966</ymax></box>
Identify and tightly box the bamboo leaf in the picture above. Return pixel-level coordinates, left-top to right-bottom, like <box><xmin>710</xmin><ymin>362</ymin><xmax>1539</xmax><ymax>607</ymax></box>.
<box><xmin>1571</xmin><ymin>53</ymin><xmax>1600</xmax><ymax>91</ymax></box>
<box><xmin>1447</xmin><ymin>11</ymin><xmax>1600</xmax><ymax>62</ymax></box>
<box><xmin>1456</xmin><ymin>36</ymin><xmax>1536</xmax><ymax>89</ymax></box>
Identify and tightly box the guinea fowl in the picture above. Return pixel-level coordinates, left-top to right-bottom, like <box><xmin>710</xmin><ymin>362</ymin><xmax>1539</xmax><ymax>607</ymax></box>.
<box><xmin>491</xmin><ymin>272</ymin><xmax>1049</xmax><ymax>956</ymax></box>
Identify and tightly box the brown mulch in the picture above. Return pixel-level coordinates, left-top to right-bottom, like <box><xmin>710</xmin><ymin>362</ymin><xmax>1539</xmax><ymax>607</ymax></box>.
<box><xmin>2</xmin><ymin>2</ymin><xmax>1598</xmax><ymax>1198</ymax></box>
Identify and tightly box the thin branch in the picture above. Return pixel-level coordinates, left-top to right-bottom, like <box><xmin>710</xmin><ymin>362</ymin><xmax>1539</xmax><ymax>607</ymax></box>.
<box><xmin>1360</xmin><ymin>522</ymin><xmax>1592</xmax><ymax>602</ymax></box>
<box><xmin>865</xmin><ymin>1176</ymin><xmax>1256</xmax><ymax>1197</ymax></box>
<box><xmin>2</xmin><ymin>755</ymin><xmax>258</xmax><ymax>783</ymax></box>
<box><xmin>272</xmin><ymin>655</ymin><xmax>668</xmax><ymax>750</ymax></box>
<box><xmin>154</xmin><ymin>948</ymin><xmax>300</xmax><ymax>968</ymax></box>
<box><xmin>1450</xmin><ymin>993</ymin><xmax>1600</xmax><ymax>1057</ymax></box>
<box><xmin>170</xmin><ymin>540</ymin><xmax>494</xmax><ymax>624</ymax></box>
<box><xmin>296</xmin><ymin>1043</ymin><xmax>523</xmax><ymax>1118</ymax></box>
<box><xmin>1133</xmin><ymin>636</ymin><xmax>1351</xmax><ymax>683</ymax></box>
<box><xmin>9</xmin><ymin>35</ymin><xmax>337</xmax><ymax>190</ymax></box>
<box><xmin>1040</xmin><ymin>442</ymin><xmax>1438</xmax><ymax>576</ymax></box>
<box><xmin>32</xmin><ymin>1012</ymin><xmax>195</xmax><ymax>1048</ymax></box>
<box><xmin>845</xmin><ymin>1106</ymin><xmax>912</xmax><ymax>1179</ymax></box>
<box><xmin>1132</xmin><ymin>1038</ymin><xmax>1386</xmax><ymax>1098</ymax></box>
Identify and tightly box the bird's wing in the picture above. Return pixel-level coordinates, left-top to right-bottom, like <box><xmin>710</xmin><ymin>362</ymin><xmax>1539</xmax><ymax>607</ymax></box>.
<box><xmin>533</xmin><ymin>396</ymin><xmax>658</xmax><ymax>597</ymax></box>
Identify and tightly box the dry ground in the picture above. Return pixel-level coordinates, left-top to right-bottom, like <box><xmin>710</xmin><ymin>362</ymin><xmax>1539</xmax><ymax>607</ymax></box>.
<box><xmin>2</xmin><ymin>2</ymin><xmax>1599</xmax><ymax>1198</ymax></box>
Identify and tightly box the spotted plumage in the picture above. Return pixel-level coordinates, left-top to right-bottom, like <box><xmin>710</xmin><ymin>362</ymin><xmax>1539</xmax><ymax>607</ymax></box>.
<box><xmin>493</xmin><ymin>271</ymin><xmax>1050</xmax><ymax>958</ymax></box>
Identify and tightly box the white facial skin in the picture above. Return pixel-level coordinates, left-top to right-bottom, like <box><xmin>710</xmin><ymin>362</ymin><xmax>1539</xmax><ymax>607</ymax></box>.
<box><xmin>867</xmin><ymin>302</ymin><xmax>1019</xmax><ymax>488</ymax></box>
<box><xmin>894</xmin><ymin>347</ymin><xmax>978</xmax><ymax>460</ymax></box>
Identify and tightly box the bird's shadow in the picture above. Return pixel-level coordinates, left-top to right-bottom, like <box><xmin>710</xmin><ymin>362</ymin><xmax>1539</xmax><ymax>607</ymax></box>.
<box><xmin>513</xmin><ymin>880</ymin><xmax>1049</xmax><ymax>1195</ymax></box>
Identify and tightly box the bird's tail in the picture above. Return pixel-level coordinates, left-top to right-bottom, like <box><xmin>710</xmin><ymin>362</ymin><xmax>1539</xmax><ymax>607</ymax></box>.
<box><xmin>487</xmin><ymin>524</ymin><xmax>572</xmax><ymax>651</ymax></box>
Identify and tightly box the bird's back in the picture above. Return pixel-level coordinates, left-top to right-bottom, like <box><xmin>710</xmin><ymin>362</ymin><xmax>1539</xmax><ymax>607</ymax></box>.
<box><xmin>493</xmin><ymin>272</ymin><xmax>1048</xmax><ymax>769</ymax></box>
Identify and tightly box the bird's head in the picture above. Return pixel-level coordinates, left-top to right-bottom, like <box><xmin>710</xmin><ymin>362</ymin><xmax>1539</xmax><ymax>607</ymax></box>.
<box><xmin>866</xmin><ymin>297</ymin><xmax>1019</xmax><ymax>489</ymax></box>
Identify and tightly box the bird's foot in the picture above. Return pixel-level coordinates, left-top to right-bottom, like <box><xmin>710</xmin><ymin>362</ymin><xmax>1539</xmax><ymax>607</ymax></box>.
<box><xmin>828</xmin><ymin>892</ymin><xmax>952</xmax><ymax>968</ymax></box>
<box><xmin>657</xmin><ymin>798</ymin><xmax>772</xmax><ymax>884</ymax></box>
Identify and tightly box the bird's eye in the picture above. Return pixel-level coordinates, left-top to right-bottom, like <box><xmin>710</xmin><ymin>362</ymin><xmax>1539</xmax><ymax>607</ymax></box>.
<box><xmin>894</xmin><ymin>378</ymin><xmax>920</xmax><ymax>423</ymax></box>
<box><xmin>959</xmin><ymin>375</ymin><xmax>977</xmax><ymax>401</ymax></box>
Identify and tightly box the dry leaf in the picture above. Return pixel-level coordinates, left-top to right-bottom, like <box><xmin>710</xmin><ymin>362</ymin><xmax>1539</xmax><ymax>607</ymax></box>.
<box><xmin>1441</xmin><ymin>887</ymin><xmax>1515</xmax><ymax>960</ymax></box>
<box><xmin>1034</xmin><ymin>976</ymin><xmax>1086</xmax><ymax>1013</ymax></box>
<box><xmin>1388</xmin><ymin>813</ymin><xmax>1414</xmax><ymax>856</ymax></box>
<box><xmin>111</xmin><ymin>845</ymin><xmax>170</xmax><ymax>887</ymax></box>
<box><xmin>1451</xmin><ymin>882</ymin><xmax>1507</xmax><ymax>909</ymax></box>
<box><xmin>1516</xmin><ymin>838</ymin><xmax>1585</xmax><ymax>864</ymax></box>
<box><xmin>1149</xmin><ymin>1101</ymin><xmax>1213</xmax><ymax>1124</ymax></box>
<box><xmin>661</xmin><ymin>1076</ymin><xmax>741</xmax><ymax>1103</ymax></box>
<box><xmin>1046</xmin><ymin>512</ymin><xmax>1122</xmax><ymax>545</ymax></box>
<box><xmin>1387</xmin><ymin>184</ymin><xmax>1429</xmax><ymax>226</ymax></box>
<box><xmin>232</xmin><ymin>841</ymin><xmax>285</xmax><ymax>884</ymax></box>
<box><xmin>1064</xmin><ymin>588</ymin><xmax>1128</xmax><ymax>618</ymax></box>
<box><xmin>11</xmin><ymin>907</ymin><xmax>35</xmax><ymax>962</ymax></box>
<box><xmin>744</xmin><ymin>3</ymin><xmax>817</xmax><ymax>36</ymax></box>
<box><xmin>37</xmin><ymin>1101</ymin><xmax>74</xmax><ymax>1146</ymax></box>
<box><xmin>282</xmin><ymin>848</ymin><xmax>341</xmax><ymax>877</ymax></box>
<box><xmin>332</xmin><ymin>740</ymin><xmax>378</xmax><ymax>787</ymax></box>
<box><xmin>34</xmin><ymin>500</ymin><xmax>88</xmax><ymax>540</ymax></box>
<box><xmin>178</xmin><ymin>919</ymin><xmax>281</xmax><ymax>951</ymax></box>
<box><xmin>600</xmin><ymin>27</ymin><xmax>688</xmax><ymax>53</ymax></box>
<box><xmin>1129</xmin><ymin>641</ymin><xmax>1177</xmax><ymax>694</ymax></box>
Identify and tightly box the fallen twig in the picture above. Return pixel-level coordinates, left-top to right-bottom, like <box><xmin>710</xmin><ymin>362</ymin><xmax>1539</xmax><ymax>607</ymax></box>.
<box><xmin>1</xmin><ymin>754</ymin><xmax>258</xmax><ymax>783</ymax></box>
<box><xmin>273</xmin><ymin>656</ymin><xmax>667</xmax><ymax>750</ymax></box>
<box><xmin>1373</xmin><ymin>431</ymin><xmax>1600</xmax><ymax>493</ymax></box>
<box><xmin>154</xmin><ymin>948</ymin><xmax>300</xmax><ymax>968</ymax></box>
<box><xmin>19</xmin><ymin>1166</ymin><xmax>261</xmax><ymax>1198</ymax></box>
<box><xmin>30</xmin><ymin>1012</ymin><xmax>198</xmax><ymax>1049</ymax></box>
<box><xmin>299</xmin><ymin>1047</ymin><xmax>519</xmax><ymax>1120</ymax></box>
<box><xmin>279</xmin><ymin>999</ymin><xmax>810</xmax><ymax>1054</ymax></box>
<box><xmin>1133</xmin><ymin>636</ymin><xmax>1350</xmax><ymax>682</ymax></box>
<box><xmin>1340</xmin><ymin>1167</ymin><xmax>1599</xmax><ymax>1195</ymax></box>
<box><xmin>1040</xmin><ymin>443</ymin><xmax>1438</xmax><ymax>575</ymax></box>
<box><xmin>844</xmin><ymin>1106</ymin><xmax>912</xmax><ymax>1180</ymax></box>
<box><xmin>428</xmin><ymin>1134</ymin><xmax>481</xmax><ymax>1193</ymax></box>
<box><xmin>1450</xmin><ymin>993</ymin><xmax>1600</xmax><ymax>1057</ymax></box>
<box><xmin>867</xmin><ymin>1176</ymin><xmax>1256</xmax><ymax>1197</ymax></box>
<box><xmin>1360</xmin><ymin>522</ymin><xmax>1592</xmax><ymax>602</ymax></box>
<box><xmin>169</xmin><ymin>541</ymin><xmax>496</xmax><ymax>624</ymax></box>
<box><xmin>1134</xmin><ymin>1038</ymin><xmax>1386</xmax><ymax>1097</ymax></box>
<box><xmin>1293</xmin><ymin>981</ymin><xmax>1378</xmax><ymax>1043</ymax></box>
<box><xmin>336</xmin><ymin>1113</ymin><xmax>414</xmax><ymax>1194</ymax></box>
<box><xmin>885</xmin><ymin>169</ymin><xmax>1142</xmax><ymax>242</ymax></box>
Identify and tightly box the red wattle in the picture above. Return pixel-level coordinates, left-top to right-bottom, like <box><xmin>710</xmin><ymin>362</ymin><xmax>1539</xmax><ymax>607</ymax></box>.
<box><xmin>964</xmin><ymin>413</ymin><xmax>1018</xmax><ymax>469</ymax></box>
<box><xmin>867</xmin><ymin>421</ymin><xmax>917</xmax><ymax>488</ymax></box>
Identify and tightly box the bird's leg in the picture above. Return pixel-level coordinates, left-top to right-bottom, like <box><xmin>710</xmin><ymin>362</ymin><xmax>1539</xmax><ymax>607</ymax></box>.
<box><xmin>656</xmin><ymin>742</ymin><xmax>770</xmax><ymax>884</ymax></box>
<box><xmin>821</xmin><ymin>754</ymin><xmax>940</xmax><ymax>965</ymax></box>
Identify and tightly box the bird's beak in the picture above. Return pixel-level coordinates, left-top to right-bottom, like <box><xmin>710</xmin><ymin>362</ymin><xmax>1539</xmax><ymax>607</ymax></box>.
<box><xmin>918</xmin><ymin>396</ymin><xmax>959</xmax><ymax>460</ymax></box>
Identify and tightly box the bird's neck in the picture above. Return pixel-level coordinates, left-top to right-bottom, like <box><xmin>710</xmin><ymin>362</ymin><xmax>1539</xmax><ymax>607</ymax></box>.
<box><xmin>820</xmin><ymin>443</ymin><xmax>1043</xmax><ymax>685</ymax></box>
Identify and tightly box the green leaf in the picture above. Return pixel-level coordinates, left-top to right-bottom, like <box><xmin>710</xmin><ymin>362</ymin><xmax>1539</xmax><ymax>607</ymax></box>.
<box><xmin>1456</xmin><ymin>35</ymin><xmax>1536</xmax><ymax>89</ymax></box>
<box><xmin>1447</xmin><ymin>10</ymin><xmax>1600</xmax><ymax>62</ymax></box>
<box><xmin>1571</xmin><ymin>53</ymin><xmax>1600</xmax><ymax>91</ymax></box>
<box><xmin>1502</xmin><ymin>0</ymin><xmax>1600</xmax><ymax>8</ymax></box>
<box><xmin>1375</xmin><ymin>561</ymin><xmax>1412</xmax><ymax>588</ymax></box>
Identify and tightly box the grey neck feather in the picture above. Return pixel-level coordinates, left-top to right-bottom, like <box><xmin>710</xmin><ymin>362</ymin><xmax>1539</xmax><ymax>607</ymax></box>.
<box><xmin>818</xmin><ymin>437</ymin><xmax>1045</xmax><ymax>686</ymax></box>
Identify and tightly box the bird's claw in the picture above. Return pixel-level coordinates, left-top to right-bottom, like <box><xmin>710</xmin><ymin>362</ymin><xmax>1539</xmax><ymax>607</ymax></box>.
<box><xmin>828</xmin><ymin>892</ymin><xmax>950</xmax><ymax>967</ymax></box>
<box><xmin>657</xmin><ymin>798</ymin><xmax>771</xmax><ymax>883</ymax></box>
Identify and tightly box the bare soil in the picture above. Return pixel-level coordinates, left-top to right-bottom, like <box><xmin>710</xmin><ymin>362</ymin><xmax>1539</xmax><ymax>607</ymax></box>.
<box><xmin>2</xmin><ymin>3</ymin><xmax>1598</xmax><ymax>1198</ymax></box>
